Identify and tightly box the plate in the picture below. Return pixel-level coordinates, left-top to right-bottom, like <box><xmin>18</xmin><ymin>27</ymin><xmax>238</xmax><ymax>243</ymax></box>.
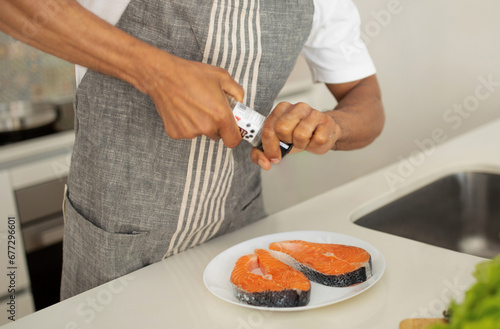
<box><xmin>203</xmin><ymin>230</ymin><xmax>385</xmax><ymax>311</ymax></box>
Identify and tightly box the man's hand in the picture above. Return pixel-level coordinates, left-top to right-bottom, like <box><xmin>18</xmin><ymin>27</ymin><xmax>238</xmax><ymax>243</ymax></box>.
<box><xmin>138</xmin><ymin>50</ymin><xmax>244</xmax><ymax>148</ymax></box>
<box><xmin>250</xmin><ymin>103</ymin><xmax>339</xmax><ymax>170</ymax></box>
<box><xmin>251</xmin><ymin>74</ymin><xmax>384</xmax><ymax>170</ymax></box>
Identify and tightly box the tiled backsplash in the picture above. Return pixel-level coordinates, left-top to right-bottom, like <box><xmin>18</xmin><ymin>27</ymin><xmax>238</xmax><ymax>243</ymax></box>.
<box><xmin>0</xmin><ymin>32</ymin><xmax>76</xmax><ymax>105</ymax></box>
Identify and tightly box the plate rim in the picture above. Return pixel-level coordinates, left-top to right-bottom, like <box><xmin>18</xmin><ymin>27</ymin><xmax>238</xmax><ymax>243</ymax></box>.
<box><xmin>203</xmin><ymin>230</ymin><xmax>386</xmax><ymax>312</ymax></box>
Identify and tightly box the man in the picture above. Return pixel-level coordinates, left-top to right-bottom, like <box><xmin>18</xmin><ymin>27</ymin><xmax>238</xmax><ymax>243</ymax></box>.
<box><xmin>0</xmin><ymin>0</ymin><xmax>384</xmax><ymax>299</ymax></box>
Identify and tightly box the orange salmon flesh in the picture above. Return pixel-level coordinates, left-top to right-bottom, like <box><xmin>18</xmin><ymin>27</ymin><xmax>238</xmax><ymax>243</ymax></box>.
<box><xmin>269</xmin><ymin>240</ymin><xmax>371</xmax><ymax>276</ymax></box>
<box><xmin>230</xmin><ymin>249</ymin><xmax>310</xmax><ymax>293</ymax></box>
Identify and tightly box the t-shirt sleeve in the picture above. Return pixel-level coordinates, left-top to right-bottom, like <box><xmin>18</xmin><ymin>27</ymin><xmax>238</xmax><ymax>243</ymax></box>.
<box><xmin>301</xmin><ymin>0</ymin><xmax>376</xmax><ymax>84</ymax></box>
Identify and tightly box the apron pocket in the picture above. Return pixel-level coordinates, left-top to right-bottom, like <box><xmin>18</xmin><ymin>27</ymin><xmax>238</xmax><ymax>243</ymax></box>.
<box><xmin>61</xmin><ymin>193</ymin><xmax>150</xmax><ymax>298</ymax></box>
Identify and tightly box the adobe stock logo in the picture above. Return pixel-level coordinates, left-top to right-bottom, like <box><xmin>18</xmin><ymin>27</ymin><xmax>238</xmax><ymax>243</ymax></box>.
<box><xmin>64</xmin><ymin>275</ymin><xmax>135</xmax><ymax>329</ymax></box>
<box><xmin>409</xmin><ymin>277</ymin><xmax>468</xmax><ymax>318</ymax></box>
<box><xmin>340</xmin><ymin>0</ymin><xmax>406</xmax><ymax>62</ymax></box>
<box><xmin>384</xmin><ymin>74</ymin><xmax>499</xmax><ymax>191</ymax></box>
<box><xmin>442</xmin><ymin>74</ymin><xmax>500</xmax><ymax>129</ymax></box>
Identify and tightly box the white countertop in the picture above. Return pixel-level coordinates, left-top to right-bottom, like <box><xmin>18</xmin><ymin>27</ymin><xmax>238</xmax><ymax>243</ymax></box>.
<box><xmin>4</xmin><ymin>118</ymin><xmax>500</xmax><ymax>329</ymax></box>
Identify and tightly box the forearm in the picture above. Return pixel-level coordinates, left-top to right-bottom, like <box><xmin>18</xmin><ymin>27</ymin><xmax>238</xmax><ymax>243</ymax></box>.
<box><xmin>326</xmin><ymin>75</ymin><xmax>385</xmax><ymax>150</ymax></box>
<box><xmin>0</xmin><ymin>0</ymin><xmax>161</xmax><ymax>93</ymax></box>
<box><xmin>0</xmin><ymin>0</ymin><xmax>245</xmax><ymax>146</ymax></box>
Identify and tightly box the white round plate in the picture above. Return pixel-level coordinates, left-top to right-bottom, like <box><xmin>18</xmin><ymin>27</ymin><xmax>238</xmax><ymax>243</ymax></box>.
<box><xmin>203</xmin><ymin>230</ymin><xmax>385</xmax><ymax>311</ymax></box>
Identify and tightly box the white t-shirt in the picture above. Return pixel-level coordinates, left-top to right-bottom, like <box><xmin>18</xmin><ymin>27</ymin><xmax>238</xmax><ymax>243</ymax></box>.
<box><xmin>75</xmin><ymin>0</ymin><xmax>375</xmax><ymax>86</ymax></box>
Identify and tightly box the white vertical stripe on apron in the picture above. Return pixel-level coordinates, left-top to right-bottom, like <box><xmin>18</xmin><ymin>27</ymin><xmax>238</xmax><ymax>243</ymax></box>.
<box><xmin>234</xmin><ymin>0</ymin><xmax>249</xmax><ymax>87</ymax></box>
<box><xmin>189</xmin><ymin>139</ymin><xmax>225</xmax><ymax>245</ymax></box>
<box><xmin>163</xmin><ymin>0</ymin><xmax>229</xmax><ymax>258</ymax></box>
<box><xmin>192</xmin><ymin>0</ymin><xmax>237</xmax><ymax>247</ymax></box>
<box><xmin>249</xmin><ymin>0</ymin><xmax>262</xmax><ymax>108</ymax></box>
<box><xmin>177</xmin><ymin>138</ymin><xmax>215</xmax><ymax>252</ymax></box>
<box><xmin>227</xmin><ymin>0</ymin><xmax>240</xmax><ymax>75</ymax></box>
<box><xmin>242</xmin><ymin>0</ymin><xmax>256</xmax><ymax>104</ymax></box>
<box><xmin>200</xmin><ymin>147</ymin><xmax>234</xmax><ymax>242</ymax></box>
<box><xmin>164</xmin><ymin>0</ymin><xmax>263</xmax><ymax>257</ymax></box>
<box><xmin>171</xmin><ymin>136</ymin><xmax>207</xmax><ymax>252</ymax></box>
<box><xmin>220</xmin><ymin>0</ymin><xmax>231</xmax><ymax>68</ymax></box>
<box><xmin>165</xmin><ymin>138</ymin><xmax>198</xmax><ymax>256</ymax></box>
<box><xmin>209</xmin><ymin>0</ymin><xmax>262</xmax><ymax>237</ymax></box>
<box><xmin>202</xmin><ymin>0</ymin><xmax>219</xmax><ymax>64</ymax></box>
<box><xmin>189</xmin><ymin>0</ymin><xmax>251</xmax><ymax>247</ymax></box>
<box><xmin>206</xmin><ymin>149</ymin><xmax>235</xmax><ymax>239</ymax></box>
<box><xmin>212</xmin><ymin>0</ymin><xmax>226</xmax><ymax>66</ymax></box>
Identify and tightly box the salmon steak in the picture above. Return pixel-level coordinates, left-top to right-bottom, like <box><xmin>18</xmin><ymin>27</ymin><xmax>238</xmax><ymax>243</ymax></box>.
<box><xmin>269</xmin><ymin>240</ymin><xmax>372</xmax><ymax>287</ymax></box>
<box><xmin>230</xmin><ymin>248</ymin><xmax>311</xmax><ymax>307</ymax></box>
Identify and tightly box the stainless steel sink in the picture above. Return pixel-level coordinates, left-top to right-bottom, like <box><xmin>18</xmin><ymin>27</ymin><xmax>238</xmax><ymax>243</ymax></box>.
<box><xmin>354</xmin><ymin>172</ymin><xmax>500</xmax><ymax>258</ymax></box>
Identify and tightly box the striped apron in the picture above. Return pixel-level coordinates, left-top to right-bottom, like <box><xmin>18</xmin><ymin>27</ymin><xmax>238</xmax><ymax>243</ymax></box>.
<box><xmin>61</xmin><ymin>0</ymin><xmax>313</xmax><ymax>299</ymax></box>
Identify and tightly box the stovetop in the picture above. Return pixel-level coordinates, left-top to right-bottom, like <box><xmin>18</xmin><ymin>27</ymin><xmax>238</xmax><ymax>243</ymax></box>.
<box><xmin>0</xmin><ymin>102</ymin><xmax>74</xmax><ymax>147</ymax></box>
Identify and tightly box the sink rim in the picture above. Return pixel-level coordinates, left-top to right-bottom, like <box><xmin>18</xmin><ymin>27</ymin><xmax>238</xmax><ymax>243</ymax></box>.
<box><xmin>350</xmin><ymin>163</ymin><xmax>500</xmax><ymax>224</ymax></box>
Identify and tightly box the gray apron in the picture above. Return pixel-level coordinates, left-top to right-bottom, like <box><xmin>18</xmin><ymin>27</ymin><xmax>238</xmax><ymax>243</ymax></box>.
<box><xmin>61</xmin><ymin>0</ymin><xmax>313</xmax><ymax>299</ymax></box>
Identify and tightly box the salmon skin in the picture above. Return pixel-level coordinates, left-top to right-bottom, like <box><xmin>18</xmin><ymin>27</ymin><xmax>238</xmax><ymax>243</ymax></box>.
<box><xmin>269</xmin><ymin>240</ymin><xmax>372</xmax><ymax>287</ymax></box>
<box><xmin>230</xmin><ymin>249</ymin><xmax>311</xmax><ymax>307</ymax></box>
